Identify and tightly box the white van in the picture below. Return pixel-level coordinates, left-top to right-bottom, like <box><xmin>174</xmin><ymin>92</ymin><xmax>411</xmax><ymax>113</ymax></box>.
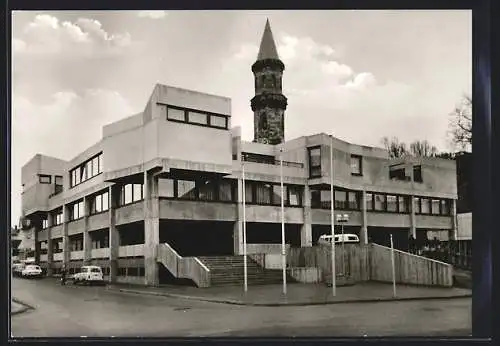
<box><xmin>318</xmin><ymin>234</ymin><xmax>360</xmax><ymax>245</ymax></box>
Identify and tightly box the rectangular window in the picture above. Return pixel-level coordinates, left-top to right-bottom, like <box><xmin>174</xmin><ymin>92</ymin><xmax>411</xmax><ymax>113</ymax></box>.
<box><xmin>350</xmin><ymin>155</ymin><xmax>362</xmax><ymax>175</ymax></box>
<box><xmin>39</xmin><ymin>174</ymin><xmax>51</xmax><ymax>184</ymax></box>
<box><xmin>365</xmin><ymin>193</ymin><xmax>373</xmax><ymax>210</ymax></box>
<box><xmin>288</xmin><ymin>186</ymin><xmax>302</xmax><ymax>206</ymax></box>
<box><xmin>118</xmin><ymin>268</ymin><xmax>126</xmax><ymax>276</ymax></box>
<box><xmin>127</xmin><ymin>267</ymin><xmax>139</xmax><ymax>276</ymax></box>
<box><xmin>70</xmin><ymin>200</ymin><xmax>84</xmax><ymax>220</ymax></box>
<box><xmin>42</xmin><ymin>219</ymin><xmax>49</xmax><ymax>229</ymax></box>
<box><xmin>244</xmin><ymin>181</ymin><xmax>253</xmax><ymax>203</ymax></box>
<box><xmin>159</xmin><ymin>178</ymin><xmax>175</xmax><ymax>198</ymax></box>
<box><xmin>335</xmin><ymin>190</ymin><xmax>347</xmax><ymax>209</ymax></box>
<box><xmin>198</xmin><ymin>180</ymin><xmax>216</xmax><ymax>201</ymax></box>
<box><xmin>55</xmin><ymin>175</ymin><xmax>63</xmax><ymax>185</ymax></box>
<box><xmin>386</xmin><ymin>195</ymin><xmax>398</xmax><ymax>212</ymax></box>
<box><xmin>167</xmin><ymin>107</ymin><xmax>186</xmax><ymax>121</ymax></box>
<box><xmin>124</xmin><ymin>184</ymin><xmax>133</xmax><ymax>204</ymax></box>
<box><xmin>347</xmin><ymin>191</ymin><xmax>359</xmax><ymax>210</ymax></box>
<box><xmin>92</xmin><ymin>156</ymin><xmax>99</xmax><ymax>177</ymax></box>
<box><xmin>95</xmin><ymin>194</ymin><xmax>102</xmax><ymax>213</ymax></box>
<box><xmin>413</xmin><ymin>165</ymin><xmax>423</xmax><ymax>183</ymax></box>
<box><xmin>188</xmin><ymin>111</ymin><xmax>208</xmax><ymax>125</ymax></box>
<box><xmin>272</xmin><ymin>185</ymin><xmax>286</xmax><ymax>206</ymax></box>
<box><xmin>431</xmin><ymin>199</ymin><xmax>440</xmax><ymax>215</ymax></box>
<box><xmin>219</xmin><ymin>180</ymin><xmax>234</xmax><ymax>202</ymax></box>
<box><xmin>441</xmin><ymin>200</ymin><xmax>451</xmax><ymax>215</ymax></box>
<box><xmin>311</xmin><ymin>190</ymin><xmax>321</xmax><ymax>208</ymax></box>
<box><xmin>398</xmin><ymin>196</ymin><xmax>409</xmax><ymax>213</ymax></box>
<box><xmin>320</xmin><ymin>190</ymin><xmax>332</xmax><ymax>209</ymax></box>
<box><xmin>389</xmin><ymin>167</ymin><xmax>407</xmax><ymax>180</ymax></box>
<box><xmin>414</xmin><ymin>197</ymin><xmax>421</xmax><ymax>214</ymax></box>
<box><xmin>177</xmin><ymin>180</ymin><xmax>196</xmax><ymax>200</ymax></box>
<box><xmin>255</xmin><ymin>183</ymin><xmax>272</xmax><ymax>204</ymax></box>
<box><xmin>86</xmin><ymin>160</ymin><xmax>93</xmax><ymax>180</ymax></box>
<box><xmin>56</xmin><ymin>211</ymin><xmax>63</xmax><ymax>225</ymax></box>
<box><xmin>98</xmin><ymin>155</ymin><xmax>103</xmax><ymax>173</ymax></box>
<box><xmin>210</xmin><ymin>115</ymin><xmax>227</xmax><ymax>128</ymax></box>
<box><xmin>421</xmin><ymin>198</ymin><xmax>430</xmax><ymax>214</ymax></box>
<box><xmin>308</xmin><ymin>147</ymin><xmax>321</xmax><ymax>178</ymax></box>
<box><xmin>133</xmin><ymin>184</ymin><xmax>143</xmax><ymax>202</ymax></box>
<box><xmin>102</xmin><ymin>192</ymin><xmax>109</xmax><ymax>211</ymax></box>
<box><xmin>374</xmin><ymin>194</ymin><xmax>385</xmax><ymax>211</ymax></box>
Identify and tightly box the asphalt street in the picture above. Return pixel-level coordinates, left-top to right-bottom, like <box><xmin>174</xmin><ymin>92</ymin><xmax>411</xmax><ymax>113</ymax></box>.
<box><xmin>11</xmin><ymin>277</ymin><xmax>472</xmax><ymax>338</ymax></box>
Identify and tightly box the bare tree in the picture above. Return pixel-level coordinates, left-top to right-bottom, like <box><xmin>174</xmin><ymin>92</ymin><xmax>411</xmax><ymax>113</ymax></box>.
<box><xmin>382</xmin><ymin>137</ymin><xmax>440</xmax><ymax>158</ymax></box>
<box><xmin>409</xmin><ymin>140</ymin><xmax>438</xmax><ymax>158</ymax></box>
<box><xmin>381</xmin><ymin>136</ymin><xmax>408</xmax><ymax>158</ymax></box>
<box><xmin>449</xmin><ymin>94</ymin><xmax>472</xmax><ymax>152</ymax></box>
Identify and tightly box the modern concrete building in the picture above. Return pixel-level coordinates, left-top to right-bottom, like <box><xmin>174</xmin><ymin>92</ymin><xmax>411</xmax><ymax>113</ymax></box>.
<box><xmin>19</xmin><ymin>20</ymin><xmax>457</xmax><ymax>286</ymax></box>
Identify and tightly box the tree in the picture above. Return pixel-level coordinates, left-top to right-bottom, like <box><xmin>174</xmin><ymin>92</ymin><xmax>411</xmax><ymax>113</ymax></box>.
<box><xmin>381</xmin><ymin>136</ymin><xmax>408</xmax><ymax>158</ymax></box>
<box><xmin>449</xmin><ymin>94</ymin><xmax>472</xmax><ymax>152</ymax></box>
<box><xmin>409</xmin><ymin>140</ymin><xmax>438</xmax><ymax>158</ymax></box>
<box><xmin>381</xmin><ymin>137</ymin><xmax>439</xmax><ymax>158</ymax></box>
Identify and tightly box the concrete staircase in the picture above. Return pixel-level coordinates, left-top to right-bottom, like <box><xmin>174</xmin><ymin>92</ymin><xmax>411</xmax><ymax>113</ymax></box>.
<box><xmin>198</xmin><ymin>255</ymin><xmax>291</xmax><ymax>287</ymax></box>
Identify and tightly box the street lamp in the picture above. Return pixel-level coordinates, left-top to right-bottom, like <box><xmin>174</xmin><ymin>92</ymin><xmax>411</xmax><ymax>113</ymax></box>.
<box><xmin>336</xmin><ymin>213</ymin><xmax>349</xmax><ymax>276</ymax></box>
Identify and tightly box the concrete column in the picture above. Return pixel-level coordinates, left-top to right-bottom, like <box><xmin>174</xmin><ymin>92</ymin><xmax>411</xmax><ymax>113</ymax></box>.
<box><xmin>450</xmin><ymin>199</ymin><xmax>458</xmax><ymax>240</ymax></box>
<box><xmin>47</xmin><ymin>213</ymin><xmax>53</xmax><ymax>276</ymax></box>
<box><xmin>409</xmin><ymin>195</ymin><xmax>417</xmax><ymax>238</ymax></box>
<box><xmin>300</xmin><ymin>184</ymin><xmax>312</xmax><ymax>247</ymax></box>
<box><xmin>108</xmin><ymin>186</ymin><xmax>119</xmax><ymax>283</ymax></box>
<box><xmin>360</xmin><ymin>190</ymin><xmax>369</xmax><ymax>245</ymax></box>
<box><xmin>62</xmin><ymin>205</ymin><xmax>70</xmax><ymax>268</ymax></box>
<box><xmin>144</xmin><ymin>171</ymin><xmax>160</xmax><ymax>287</ymax></box>
<box><xmin>83</xmin><ymin>196</ymin><xmax>92</xmax><ymax>265</ymax></box>
<box><xmin>233</xmin><ymin>175</ymin><xmax>244</xmax><ymax>255</ymax></box>
<box><xmin>33</xmin><ymin>217</ymin><xmax>40</xmax><ymax>264</ymax></box>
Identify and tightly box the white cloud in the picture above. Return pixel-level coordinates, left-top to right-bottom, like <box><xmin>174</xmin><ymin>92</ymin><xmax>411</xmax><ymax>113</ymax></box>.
<box><xmin>137</xmin><ymin>11</ymin><xmax>168</xmax><ymax>19</ymax></box>
<box><xmin>12</xmin><ymin>14</ymin><xmax>132</xmax><ymax>56</ymax></box>
<box><xmin>11</xmin><ymin>89</ymin><xmax>136</xmax><ymax>225</ymax></box>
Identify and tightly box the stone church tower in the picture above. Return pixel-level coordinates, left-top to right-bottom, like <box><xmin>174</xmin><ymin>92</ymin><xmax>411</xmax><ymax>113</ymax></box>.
<box><xmin>251</xmin><ymin>19</ymin><xmax>288</xmax><ymax>145</ymax></box>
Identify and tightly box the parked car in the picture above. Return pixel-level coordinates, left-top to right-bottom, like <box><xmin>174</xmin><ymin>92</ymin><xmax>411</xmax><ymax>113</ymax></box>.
<box><xmin>318</xmin><ymin>234</ymin><xmax>360</xmax><ymax>245</ymax></box>
<box><xmin>12</xmin><ymin>263</ymin><xmax>25</xmax><ymax>277</ymax></box>
<box><xmin>21</xmin><ymin>264</ymin><xmax>43</xmax><ymax>278</ymax></box>
<box><xmin>72</xmin><ymin>266</ymin><xmax>104</xmax><ymax>285</ymax></box>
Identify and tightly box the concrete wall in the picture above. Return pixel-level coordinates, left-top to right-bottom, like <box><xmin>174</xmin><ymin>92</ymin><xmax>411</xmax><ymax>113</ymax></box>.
<box><xmin>245</xmin><ymin>205</ymin><xmax>303</xmax><ymax>223</ymax></box>
<box><xmin>88</xmin><ymin>212</ymin><xmax>110</xmax><ymax>231</ymax></box>
<box><xmin>159</xmin><ymin>200</ymin><xmax>237</xmax><ymax>221</ymax></box>
<box><xmin>50</xmin><ymin>225</ymin><xmax>63</xmax><ymax>239</ymax></box>
<box><xmin>115</xmin><ymin>202</ymin><xmax>144</xmax><ymax>226</ymax></box>
<box><xmin>457</xmin><ymin>212</ymin><xmax>472</xmax><ymax>240</ymax></box>
<box><xmin>306</xmin><ymin>134</ymin><xmax>457</xmax><ymax>199</ymax></box>
<box><xmin>288</xmin><ymin>267</ymin><xmax>322</xmax><ymax>283</ymax></box>
<box><xmin>415</xmin><ymin>215</ymin><xmax>453</xmax><ymax>230</ymax></box>
<box><xmin>67</xmin><ymin>219</ymin><xmax>85</xmax><ymax>236</ymax></box>
<box><xmin>311</xmin><ymin>210</ymin><xmax>362</xmax><ymax>225</ymax></box>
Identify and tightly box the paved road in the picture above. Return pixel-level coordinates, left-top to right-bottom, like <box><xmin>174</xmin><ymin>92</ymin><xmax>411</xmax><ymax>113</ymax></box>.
<box><xmin>11</xmin><ymin>277</ymin><xmax>472</xmax><ymax>338</ymax></box>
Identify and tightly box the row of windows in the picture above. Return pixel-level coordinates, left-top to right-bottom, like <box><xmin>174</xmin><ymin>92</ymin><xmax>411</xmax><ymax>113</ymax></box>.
<box><xmin>39</xmin><ymin>174</ymin><xmax>62</xmax><ymax>185</ymax></box>
<box><xmin>90</xmin><ymin>190</ymin><xmax>109</xmax><ymax>214</ymax></box>
<box><xmin>70</xmin><ymin>153</ymin><xmax>103</xmax><ymax>188</ymax></box>
<box><xmin>308</xmin><ymin>146</ymin><xmax>362</xmax><ymax>178</ymax></box>
<box><xmin>166</xmin><ymin>105</ymin><xmax>229</xmax><ymax>130</ymax></box>
<box><xmin>366</xmin><ymin>193</ymin><xmax>410</xmax><ymax>213</ymax></box>
<box><xmin>119</xmin><ymin>184</ymin><xmax>144</xmax><ymax>206</ymax></box>
<box><xmin>160</xmin><ymin>178</ymin><xmax>236</xmax><ymax>202</ymax></box>
<box><xmin>244</xmin><ymin>181</ymin><xmax>303</xmax><ymax>207</ymax></box>
<box><xmin>414</xmin><ymin>197</ymin><xmax>451</xmax><ymax>215</ymax></box>
<box><xmin>311</xmin><ymin>189</ymin><xmax>360</xmax><ymax>210</ymax></box>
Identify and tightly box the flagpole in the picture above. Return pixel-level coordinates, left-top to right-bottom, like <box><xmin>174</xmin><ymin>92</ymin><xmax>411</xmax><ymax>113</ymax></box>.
<box><xmin>242</xmin><ymin>160</ymin><xmax>248</xmax><ymax>293</ymax></box>
<box><xmin>280</xmin><ymin>148</ymin><xmax>287</xmax><ymax>295</ymax></box>
<box><xmin>330</xmin><ymin>135</ymin><xmax>336</xmax><ymax>296</ymax></box>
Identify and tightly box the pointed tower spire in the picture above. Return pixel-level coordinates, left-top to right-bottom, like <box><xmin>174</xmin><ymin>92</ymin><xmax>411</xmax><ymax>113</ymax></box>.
<box><xmin>257</xmin><ymin>18</ymin><xmax>280</xmax><ymax>61</ymax></box>
<box><xmin>251</xmin><ymin>19</ymin><xmax>287</xmax><ymax>145</ymax></box>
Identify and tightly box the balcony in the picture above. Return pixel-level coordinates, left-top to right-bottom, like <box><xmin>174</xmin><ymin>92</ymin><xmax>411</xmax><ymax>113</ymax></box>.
<box><xmin>70</xmin><ymin>250</ymin><xmax>84</xmax><ymax>260</ymax></box>
<box><xmin>118</xmin><ymin>244</ymin><xmax>144</xmax><ymax>258</ymax></box>
<box><xmin>91</xmin><ymin>248</ymin><xmax>110</xmax><ymax>259</ymax></box>
<box><xmin>53</xmin><ymin>252</ymin><xmax>63</xmax><ymax>261</ymax></box>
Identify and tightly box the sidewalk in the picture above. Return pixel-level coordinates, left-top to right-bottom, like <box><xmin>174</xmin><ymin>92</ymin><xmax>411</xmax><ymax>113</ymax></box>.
<box><xmin>107</xmin><ymin>282</ymin><xmax>472</xmax><ymax>307</ymax></box>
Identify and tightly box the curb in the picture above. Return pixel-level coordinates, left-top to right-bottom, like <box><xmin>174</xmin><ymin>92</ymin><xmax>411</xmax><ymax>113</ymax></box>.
<box><xmin>11</xmin><ymin>298</ymin><xmax>35</xmax><ymax>315</ymax></box>
<box><xmin>109</xmin><ymin>287</ymin><xmax>472</xmax><ymax>307</ymax></box>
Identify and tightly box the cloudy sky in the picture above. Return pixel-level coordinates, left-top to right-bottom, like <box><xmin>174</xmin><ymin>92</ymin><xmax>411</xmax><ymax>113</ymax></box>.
<box><xmin>11</xmin><ymin>10</ymin><xmax>471</xmax><ymax>225</ymax></box>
